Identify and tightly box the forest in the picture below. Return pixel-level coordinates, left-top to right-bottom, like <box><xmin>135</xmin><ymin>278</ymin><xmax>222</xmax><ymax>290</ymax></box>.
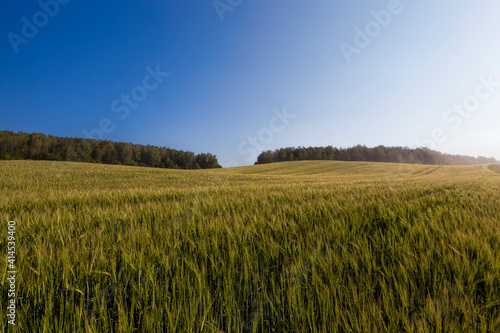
<box><xmin>0</xmin><ymin>131</ymin><xmax>221</xmax><ymax>169</ymax></box>
<box><xmin>256</xmin><ymin>145</ymin><xmax>498</xmax><ymax>165</ymax></box>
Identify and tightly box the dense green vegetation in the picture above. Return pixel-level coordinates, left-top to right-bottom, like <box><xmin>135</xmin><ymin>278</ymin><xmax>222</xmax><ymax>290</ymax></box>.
<box><xmin>1</xmin><ymin>160</ymin><xmax>500</xmax><ymax>332</ymax></box>
<box><xmin>256</xmin><ymin>145</ymin><xmax>498</xmax><ymax>166</ymax></box>
<box><xmin>0</xmin><ymin>131</ymin><xmax>221</xmax><ymax>169</ymax></box>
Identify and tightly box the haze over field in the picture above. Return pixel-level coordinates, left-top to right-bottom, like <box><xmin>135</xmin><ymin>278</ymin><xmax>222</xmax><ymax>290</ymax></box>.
<box><xmin>1</xmin><ymin>1</ymin><xmax>500</xmax><ymax>166</ymax></box>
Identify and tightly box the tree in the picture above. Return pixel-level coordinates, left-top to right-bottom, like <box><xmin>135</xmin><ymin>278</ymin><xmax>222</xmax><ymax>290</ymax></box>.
<box><xmin>0</xmin><ymin>131</ymin><xmax>223</xmax><ymax>169</ymax></box>
<box><xmin>116</xmin><ymin>142</ymin><xmax>133</xmax><ymax>164</ymax></box>
<box><xmin>257</xmin><ymin>150</ymin><xmax>273</xmax><ymax>164</ymax></box>
<box><xmin>254</xmin><ymin>144</ymin><xmax>498</xmax><ymax>166</ymax></box>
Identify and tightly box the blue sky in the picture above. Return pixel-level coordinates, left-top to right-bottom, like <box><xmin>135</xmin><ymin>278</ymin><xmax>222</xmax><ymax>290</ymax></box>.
<box><xmin>1</xmin><ymin>1</ymin><xmax>499</xmax><ymax>167</ymax></box>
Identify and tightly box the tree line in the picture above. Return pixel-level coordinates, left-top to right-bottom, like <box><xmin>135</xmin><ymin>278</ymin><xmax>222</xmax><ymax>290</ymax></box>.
<box><xmin>0</xmin><ymin>131</ymin><xmax>221</xmax><ymax>169</ymax></box>
<box><xmin>256</xmin><ymin>145</ymin><xmax>498</xmax><ymax>165</ymax></box>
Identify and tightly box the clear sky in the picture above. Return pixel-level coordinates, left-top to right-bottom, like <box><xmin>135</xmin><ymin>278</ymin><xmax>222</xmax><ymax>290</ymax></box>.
<box><xmin>1</xmin><ymin>1</ymin><xmax>499</xmax><ymax>167</ymax></box>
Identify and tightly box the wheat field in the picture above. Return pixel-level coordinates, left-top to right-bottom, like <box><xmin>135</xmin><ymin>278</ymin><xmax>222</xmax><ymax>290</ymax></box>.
<box><xmin>1</xmin><ymin>160</ymin><xmax>500</xmax><ymax>332</ymax></box>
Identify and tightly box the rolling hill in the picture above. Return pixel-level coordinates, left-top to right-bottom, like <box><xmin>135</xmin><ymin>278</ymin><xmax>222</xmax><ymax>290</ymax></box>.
<box><xmin>1</xmin><ymin>160</ymin><xmax>499</xmax><ymax>332</ymax></box>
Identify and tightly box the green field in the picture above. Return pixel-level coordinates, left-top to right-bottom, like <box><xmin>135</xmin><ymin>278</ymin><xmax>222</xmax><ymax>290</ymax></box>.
<box><xmin>1</xmin><ymin>160</ymin><xmax>500</xmax><ymax>332</ymax></box>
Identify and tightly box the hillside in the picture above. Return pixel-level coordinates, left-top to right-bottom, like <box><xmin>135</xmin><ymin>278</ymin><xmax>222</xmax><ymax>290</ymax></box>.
<box><xmin>1</xmin><ymin>160</ymin><xmax>500</xmax><ymax>332</ymax></box>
